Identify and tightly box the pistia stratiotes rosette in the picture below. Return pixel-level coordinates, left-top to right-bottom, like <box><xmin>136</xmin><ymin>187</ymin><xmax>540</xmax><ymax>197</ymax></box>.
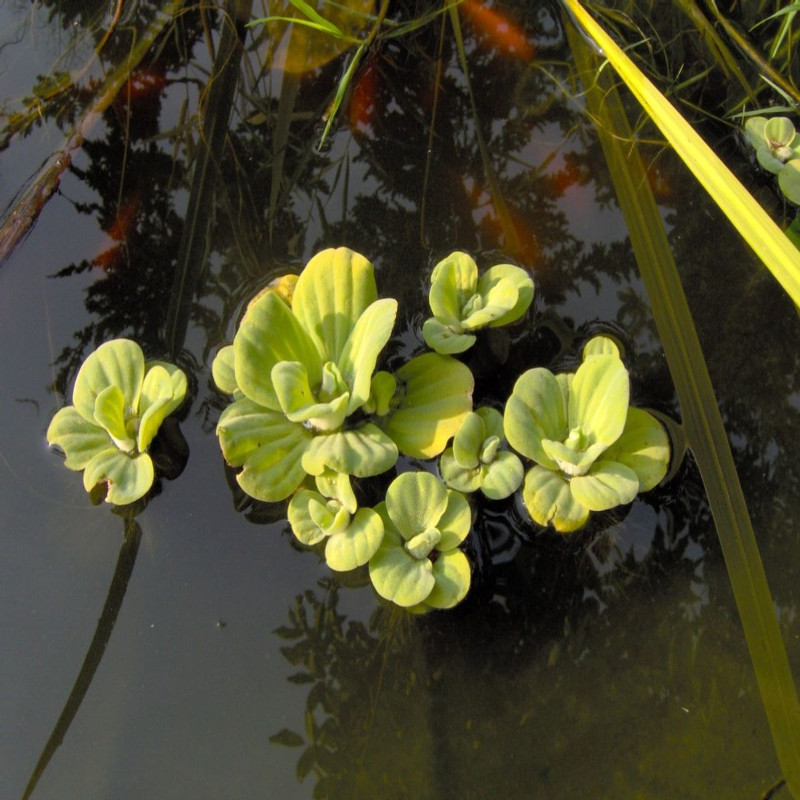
<box><xmin>288</xmin><ymin>488</ymin><xmax>384</xmax><ymax>572</ymax></box>
<box><xmin>368</xmin><ymin>472</ymin><xmax>472</xmax><ymax>613</ymax></box>
<box><xmin>743</xmin><ymin>115</ymin><xmax>800</xmax><ymax>205</ymax></box>
<box><xmin>422</xmin><ymin>251</ymin><xmax>534</xmax><ymax>354</ymax></box>
<box><xmin>439</xmin><ymin>406</ymin><xmax>523</xmax><ymax>500</ymax></box>
<box><xmin>212</xmin><ymin>248</ymin><xmax>401</xmax><ymax>502</ymax></box>
<box><xmin>503</xmin><ymin>338</ymin><xmax>670</xmax><ymax>532</ymax></box>
<box><xmin>46</xmin><ymin>339</ymin><xmax>188</xmax><ymax>505</ymax></box>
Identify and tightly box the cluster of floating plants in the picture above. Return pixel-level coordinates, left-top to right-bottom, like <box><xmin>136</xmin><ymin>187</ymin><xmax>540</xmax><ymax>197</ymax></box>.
<box><xmin>744</xmin><ymin>115</ymin><xmax>800</xmax><ymax>205</ymax></box>
<box><xmin>47</xmin><ymin>247</ymin><xmax>671</xmax><ymax>612</ymax></box>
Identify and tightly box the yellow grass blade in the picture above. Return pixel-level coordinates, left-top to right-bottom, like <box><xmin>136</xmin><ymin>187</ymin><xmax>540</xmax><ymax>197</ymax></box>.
<box><xmin>563</xmin><ymin>0</ymin><xmax>800</xmax><ymax>308</ymax></box>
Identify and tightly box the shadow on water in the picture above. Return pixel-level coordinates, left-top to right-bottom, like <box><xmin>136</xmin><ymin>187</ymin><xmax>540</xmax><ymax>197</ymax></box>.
<box><xmin>1</xmin><ymin>0</ymin><xmax>800</xmax><ymax>798</ymax></box>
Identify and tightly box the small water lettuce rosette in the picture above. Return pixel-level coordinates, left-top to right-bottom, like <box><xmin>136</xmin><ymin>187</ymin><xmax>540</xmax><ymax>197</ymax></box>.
<box><xmin>744</xmin><ymin>115</ymin><xmax>800</xmax><ymax>204</ymax></box>
<box><xmin>503</xmin><ymin>337</ymin><xmax>670</xmax><ymax>533</ymax></box>
<box><xmin>422</xmin><ymin>251</ymin><xmax>534</xmax><ymax>354</ymax></box>
<box><xmin>288</xmin><ymin>484</ymin><xmax>384</xmax><ymax>573</ymax></box>
<box><xmin>439</xmin><ymin>406</ymin><xmax>523</xmax><ymax>500</ymax></box>
<box><xmin>212</xmin><ymin>248</ymin><xmax>400</xmax><ymax>502</ymax></box>
<box><xmin>369</xmin><ymin>472</ymin><xmax>472</xmax><ymax>613</ymax></box>
<box><xmin>46</xmin><ymin>338</ymin><xmax>188</xmax><ymax>505</ymax></box>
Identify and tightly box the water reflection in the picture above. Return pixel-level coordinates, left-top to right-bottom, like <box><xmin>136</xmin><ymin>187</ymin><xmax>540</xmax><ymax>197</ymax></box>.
<box><xmin>1</xmin><ymin>0</ymin><xmax>798</xmax><ymax>798</ymax></box>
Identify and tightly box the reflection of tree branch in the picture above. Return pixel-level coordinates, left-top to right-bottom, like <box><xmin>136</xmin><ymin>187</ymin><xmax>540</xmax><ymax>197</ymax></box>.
<box><xmin>20</xmin><ymin>515</ymin><xmax>143</xmax><ymax>800</ymax></box>
<box><xmin>0</xmin><ymin>1</ymin><xmax>185</xmax><ymax>266</ymax></box>
<box><xmin>164</xmin><ymin>0</ymin><xmax>254</xmax><ymax>359</ymax></box>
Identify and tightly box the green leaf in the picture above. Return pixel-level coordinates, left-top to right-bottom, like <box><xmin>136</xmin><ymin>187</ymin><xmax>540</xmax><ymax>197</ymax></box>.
<box><xmin>602</xmin><ymin>407</ymin><xmax>670</xmax><ymax>492</ymax></box>
<box><xmin>582</xmin><ymin>335</ymin><xmax>621</xmax><ymax>360</ymax></box>
<box><xmin>428</xmin><ymin>251</ymin><xmax>478</xmax><ymax>325</ymax></box>
<box><xmin>315</xmin><ymin>469</ymin><xmax>357</xmax><ymax>514</ymax></box>
<box><xmin>46</xmin><ymin>407</ymin><xmax>112</xmax><ymax>470</ymax></box>
<box><xmin>569</xmin><ymin>460</ymin><xmax>639</xmax><ymax>512</ymax></box>
<box><xmin>478</xmin><ymin>264</ymin><xmax>535</xmax><ymax>328</ymax></box>
<box><xmin>503</xmin><ymin>367</ymin><xmax>567</xmax><ymax>468</ymax></box>
<box><xmin>83</xmin><ymin>449</ymin><xmax>154</xmax><ymax>505</ymax></box>
<box><xmin>216</xmin><ymin>397</ymin><xmax>312</xmax><ymax>502</ymax></box>
<box><xmin>476</xmin><ymin>406</ymin><xmax>504</xmax><ymax>440</ymax></box>
<box><xmin>137</xmin><ymin>364</ymin><xmax>176</xmax><ymax>452</ymax></box>
<box><xmin>212</xmin><ymin>345</ymin><xmax>239</xmax><ymax>395</ymax></box>
<box><xmin>439</xmin><ymin>449</ymin><xmax>482</xmax><ymax>494</ymax></box>
<box><xmin>93</xmin><ymin>385</ymin><xmax>135</xmax><ymax>451</ymax></box>
<box><xmin>452</xmin><ymin>411</ymin><xmax>485</xmax><ymax>469</ymax></box>
<box><xmin>521</xmin><ymin>466</ymin><xmax>589</xmax><ymax>533</ymax></box>
<box><xmin>382</xmin><ymin>353</ymin><xmax>473</xmax><ymax>458</ymax></box>
<box><xmin>460</xmin><ymin>279</ymin><xmax>518</xmax><ymax>330</ymax></box>
<box><xmin>436</xmin><ymin>488</ymin><xmax>472</xmax><ymax>550</ymax></box>
<box><xmin>385</xmin><ymin>472</ymin><xmax>448</xmax><ymax>539</ymax></box>
<box><xmin>779</xmin><ymin>160</ymin><xmax>800</xmax><ymax>205</ymax></box>
<box><xmin>301</xmin><ymin>423</ymin><xmax>398</xmax><ymax>478</ymax></box>
<box><xmin>337</xmin><ymin>297</ymin><xmax>398</xmax><ymax>413</ymax></box>
<box><xmin>405</xmin><ymin>528</ymin><xmax>442</xmax><ymax>559</ymax></box>
<box><xmin>421</xmin><ymin>318</ymin><xmax>476</xmax><ymax>354</ymax></box>
<box><xmin>325</xmin><ymin>507</ymin><xmax>384</xmax><ymax>572</ymax></box>
<box><xmin>72</xmin><ymin>339</ymin><xmax>144</xmax><ymax>426</ymax></box>
<box><xmin>540</xmin><ymin>437</ymin><xmax>607</xmax><ymax>477</ymax></box>
<box><xmin>235</xmin><ymin>291</ymin><xmax>323</xmax><ymax>411</ymax></box>
<box><xmin>288</xmin><ymin>490</ymin><xmax>330</xmax><ymax>546</ymax></box>
<box><xmin>368</xmin><ymin>519</ymin><xmax>435</xmax><ymax>607</ymax></box>
<box><xmin>272</xmin><ymin>361</ymin><xmax>350</xmax><ymax>431</ymax></box>
<box><xmin>363</xmin><ymin>371</ymin><xmax>397</xmax><ymax>416</ymax></box>
<box><xmin>424</xmin><ymin>550</ymin><xmax>471</xmax><ymax>609</ymax></box>
<box><xmin>569</xmin><ymin>354</ymin><xmax>629</xmax><ymax>446</ymax></box>
<box><xmin>145</xmin><ymin>360</ymin><xmax>188</xmax><ymax>418</ymax></box>
<box><xmin>481</xmin><ymin>450</ymin><xmax>524</xmax><ymax>500</ymax></box>
<box><xmin>291</xmin><ymin>248</ymin><xmax>378</xmax><ymax>364</ymax></box>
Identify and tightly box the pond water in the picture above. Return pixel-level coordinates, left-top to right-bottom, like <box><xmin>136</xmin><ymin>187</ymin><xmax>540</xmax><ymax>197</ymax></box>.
<box><xmin>1</xmin><ymin>1</ymin><xmax>799</xmax><ymax>798</ymax></box>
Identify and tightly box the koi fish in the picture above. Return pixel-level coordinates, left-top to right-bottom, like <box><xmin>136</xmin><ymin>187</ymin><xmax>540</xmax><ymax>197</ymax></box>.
<box><xmin>348</xmin><ymin>55</ymin><xmax>380</xmax><ymax>134</ymax></box>
<box><xmin>92</xmin><ymin>193</ymin><xmax>140</xmax><ymax>272</ymax></box>
<box><xmin>460</xmin><ymin>0</ymin><xmax>534</xmax><ymax>61</ymax></box>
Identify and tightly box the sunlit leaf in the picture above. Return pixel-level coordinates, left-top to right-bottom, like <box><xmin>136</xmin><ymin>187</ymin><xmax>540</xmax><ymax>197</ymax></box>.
<box><xmin>569</xmin><ymin>354</ymin><xmax>629</xmax><ymax>446</ymax></box>
<box><xmin>301</xmin><ymin>422</ymin><xmax>398</xmax><ymax>477</ymax></box>
<box><xmin>423</xmin><ymin>550</ymin><xmax>471</xmax><ymax>609</ymax></box>
<box><xmin>46</xmin><ymin>407</ymin><xmax>112</xmax><ymax>470</ymax></box>
<box><xmin>503</xmin><ymin>367</ymin><xmax>566</xmax><ymax>468</ymax></box>
<box><xmin>325</xmin><ymin>507</ymin><xmax>384</xmax><ymax>571</ymax></box>
<box><xmin>72</xmin><ymin>339</ymin><xmax>144</xmax><ymax>426</ymax></box>
<box><xmin>382</xmin><ymin>353</ymin><xmax>473</xmax><ymax>458</ymax></box>
<box><xmin>385</xmin><ymin>471</ymin><xmax>448</xmax><ymax>539</ymax></box>
<box><xmin>569</xmin><ymin>460</ymin><xmax>639</xmax><ymax>512</ymax></box>
<box><xmin>521</xmin><ymin>466</ymin><xmax>589</xmax><ymax>533</ymax></box>
<box><xmin>602</xmin><ymin>407</ymin><xmax>670</xmax><ymax>492</ymax></box>
<box><xmin>83</xmin><ymin>449</ymin><xmax>154</xmax><ymax>506</ymax></box>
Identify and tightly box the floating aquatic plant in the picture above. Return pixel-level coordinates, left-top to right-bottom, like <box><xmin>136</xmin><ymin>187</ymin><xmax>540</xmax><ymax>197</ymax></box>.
<box><xmin>46</xmin><ymin>338</ymin><xmax>188</xmax><ymax>505</ymax></box>
<box><xmin>213</xmin><ymin>248</ymin><xmax>400</xmax><ymax>501</ymax></box>
<box><xmin>503</xmin><ymin>337</ymin><xmax>670</xmax><ymax>532</ymax></box>
<box><xmin>369</xmin><ymin>472</ymin><xmax>472</xmax><ymax>612</ymax></box>
<box><xmin>422</xmin><ymin>250</ymin><xmax>534</xmax><ymax>354</ymax></box>
<box><xmin>288</xmin><ymin>487</ymin><xmax>384</xmax><ymax>572</ymax></box>
<box><xmin>439</xmin><ymin>406</ymin><xmax>523</xmax><ymax>499</ymax></box>
<box><xmin>744</xmin><ymin>116</ymin><xmax>800</xmax><ymax>205</ymax></box>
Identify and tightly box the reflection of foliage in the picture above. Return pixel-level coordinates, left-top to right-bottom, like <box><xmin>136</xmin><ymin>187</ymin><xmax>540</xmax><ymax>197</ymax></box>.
<box><xmin>271</xmin><ymin>474</ymin><xmax>780</xmax><ymax>799</ymax></box>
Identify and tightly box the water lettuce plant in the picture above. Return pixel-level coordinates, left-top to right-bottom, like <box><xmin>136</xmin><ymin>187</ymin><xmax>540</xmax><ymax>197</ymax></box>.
<box><xmin>422</xmin><ymin>251</ymin><xmax>534</xmax><ymax>354</ymax></box>
<box><xmin>213</xmin><ymin>248</ymin><xmax>400</xmax><ymax>501</ymax></box>
<box><xmin>744</xmin><ymin>115</ymin><xmax>800</xmax><ymax>205</ymax></box>
<box><xmin>46</xmin><ymin>338</ymin><xmax>188</xmax><ymax>505</ymax></box>
<box><xmin>368</xmin><ymin>472</ymin><xmax>472</xmax><ymax>612</ymax></box>
<box><xmin>439</xmin><ymin>406</ymin><xmax>523</xmax><ymax>499</ymax></box>
<box><xmin>288</xmin><ymin>488</ymin><xmax>384</xmax><ymax>572</ymax></box>
<box><xmin>504</xmin><ymin>339</ymin><xmax>669</xmax><ymax>532</ymax></box>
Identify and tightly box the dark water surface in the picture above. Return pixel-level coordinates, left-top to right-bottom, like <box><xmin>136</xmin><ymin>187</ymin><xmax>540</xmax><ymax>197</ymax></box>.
<box><xmin>1</xmin><ymin>2</ymin><xmax>799</xmax><ymax>798</ymax></box>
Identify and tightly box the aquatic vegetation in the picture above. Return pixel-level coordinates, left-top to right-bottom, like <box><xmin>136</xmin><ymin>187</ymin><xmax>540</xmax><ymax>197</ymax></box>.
<box><xmin>744</xmin><ymin>115</ymin><xmax>800</xmax><ymax>205</ymax></box>
<box><xmin>46</xmin><ymin>339</ymin><xmax>187</xmax><ymax>505</ymax></box>
<box><xmin>213</xmin><ymin>248</ymin><xmax>400</xmax><ymax>502</ymax></box>
<box><xmin>440</xmin><ymin>406</ymin><xmax>523</xmax><ymax>500</ymax></box>
<box><xmin>422</xmin><ymin>251</ymin><xmax>534</xmax><ymax>354</ymax></box>
<box><xmin>288</xmin><ymin>488</ymin><xmax>384</xmax><ymax>573</ymax></box>
<box><xmin>744</xmin><ymin>116</ymin><xmax>800</xmax><ymax>175</ymax></box>
<box><xmin>504</xmin><ymin>338</ymin><xmax>670</xmax><ymax>532</ymax></box>
<box><xmin>368</xmin><ymin>472</ymin><xmax>472</xmax><ymax>612</ymax></box>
